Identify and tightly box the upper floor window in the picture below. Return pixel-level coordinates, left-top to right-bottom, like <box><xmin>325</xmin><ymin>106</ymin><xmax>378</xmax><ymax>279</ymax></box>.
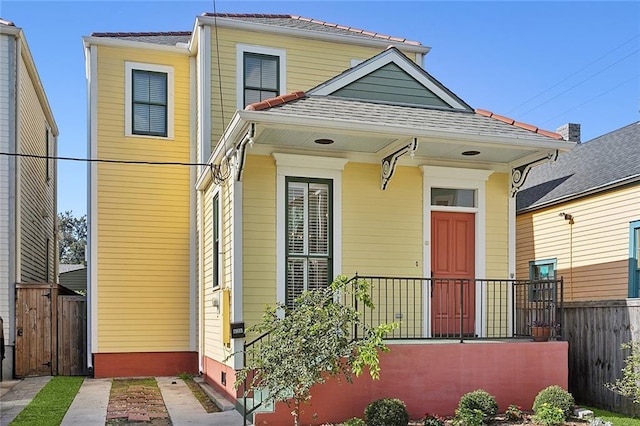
<box><xmin>125</xmin><ymin>62</ymin><xmax>174</xmax><ymax>139</ymax></box>
<box><xmin>237</xmin><ymin>44</ymin><xmax>286</xmax><ymax>109</ymax></box>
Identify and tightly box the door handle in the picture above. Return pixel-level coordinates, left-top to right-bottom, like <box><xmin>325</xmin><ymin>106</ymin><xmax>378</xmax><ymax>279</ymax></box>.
<box><xmin>430</xmin><ymin>271</ymin><xmax>434</xmax><ymax>297</ymax></box>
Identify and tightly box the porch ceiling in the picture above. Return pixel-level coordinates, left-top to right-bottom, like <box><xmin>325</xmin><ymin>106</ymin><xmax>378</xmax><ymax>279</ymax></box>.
<box><xmin>253</xmin><ymin>123</ymin><xmax>550</xmax><ymax>165</ymax></box>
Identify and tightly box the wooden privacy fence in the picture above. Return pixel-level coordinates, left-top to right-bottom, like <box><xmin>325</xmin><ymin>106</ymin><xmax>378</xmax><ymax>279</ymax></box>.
<box><xmin>564</xmin><ymin>299</ymin><xmax>640</xmax><ymax>416</ymax></box>
<box><xmin>15</xmin><ymin>283</ymin><xmax>86</xmax><ymax>377</ymax></box>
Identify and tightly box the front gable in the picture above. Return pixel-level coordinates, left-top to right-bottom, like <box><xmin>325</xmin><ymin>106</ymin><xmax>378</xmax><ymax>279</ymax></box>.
<box><xmin>308</xmin><ymin>47</ymin><xmax>472</xmax><ymax>110</ymax></box>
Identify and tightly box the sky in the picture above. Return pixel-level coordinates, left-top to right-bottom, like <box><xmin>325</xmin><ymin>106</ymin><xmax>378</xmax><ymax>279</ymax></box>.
<box><xmin>1</xmin><ymin>1</ymin><xmax>639</xmax><ymax>216</ymax></box>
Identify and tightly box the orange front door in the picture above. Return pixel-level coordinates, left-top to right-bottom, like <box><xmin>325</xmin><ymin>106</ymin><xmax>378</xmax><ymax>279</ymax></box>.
<box><xmin>431</xmin><ymin>211</ymin><xmax>475</xmax><ymax>337</ymax></box>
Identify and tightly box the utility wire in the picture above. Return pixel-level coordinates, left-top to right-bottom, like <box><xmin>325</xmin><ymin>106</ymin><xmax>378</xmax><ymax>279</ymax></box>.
<box><xmin>539</xmin><ymin>72</ymin><xmax>640</xmax><ymax>125</ymax></box>
<box><xmin>517</xmin><ymin>48</ymin><xmax>639</xmax><ymax>118</ymax></box>
<box><xmin>0</xmin><ymin>151</ymin><xmax>210</xmax><ymax>167</ymax></box>
<box><xmin>506</xmin><ymin>33</ymin><xmax>640</xmax><ymax>115</ymax></box>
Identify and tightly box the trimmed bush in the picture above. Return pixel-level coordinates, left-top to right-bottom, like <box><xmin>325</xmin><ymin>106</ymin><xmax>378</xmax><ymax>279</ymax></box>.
<box><xmin>533</xmin><ymin>402</ymin><xmax>565</xmax><ymax>426</ymax></box>
<box><xmin>364</xmin><ymin>398</ymin><xmax>409</xmax><ymax>426</ymax></box>
<box><xmin>533</xmin><ymin>385</ymin><xmax>575</xmax><ymax>419</ymax></box>
<box><xmin>453</xmin><ymin>408</ymin><xmax>485</xmax><ymax>426</ymax></box>
<box><xmin>457</xmin><ymin>389</ymin><xmax>498</xmax><ymax>420</ymax></box>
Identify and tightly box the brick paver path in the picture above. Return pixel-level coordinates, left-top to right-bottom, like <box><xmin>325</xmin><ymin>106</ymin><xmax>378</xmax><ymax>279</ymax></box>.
<box><xmin>106</xmin><ymin>379</ymin><xmax>171</xmax><ymax>425</ymax></box>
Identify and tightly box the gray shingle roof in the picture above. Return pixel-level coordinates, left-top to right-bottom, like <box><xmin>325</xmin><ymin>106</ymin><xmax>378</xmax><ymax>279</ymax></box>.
<box><xmin>202</xmin><ymin>13</ymin><xmax>422</xmax><ymax>46</ymax></box>
<box><xmin>91</xmin><ymin>32</ymin><xmax>191</xmax><ymax>46</ymax></box>
<box><xmin>517</xmin><ymin>121</ymin><xmax>640</xmax><ymax>212</ymax></box>
<box><xmin>256</xmin><ymin>95</ymin><xmax>561</xmax><ymax>142</ymax></box>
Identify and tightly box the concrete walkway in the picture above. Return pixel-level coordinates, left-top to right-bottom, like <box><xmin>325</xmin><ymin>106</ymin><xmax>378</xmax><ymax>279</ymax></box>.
<box><xmin>0</xmin><ymin>376</ymin><xmax>51</xmax><ymax>426</ymax></box>
<box><xmin>1</xmin><ymin>376</ymin><xmax>245</xmax><ymax>425</ymax></box>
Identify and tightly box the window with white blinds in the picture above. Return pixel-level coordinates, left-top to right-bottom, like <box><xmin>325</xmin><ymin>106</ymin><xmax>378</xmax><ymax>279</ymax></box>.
<box><xmin>285</xmin><ymin>178</ymin><xmax>332</xmax><ymax>308</ymax></box>
<box><xmin>132</xmin><ymin>70</ymin><xmax>167</xmax><ymax>137</ymax></box>
<box><xmin>243</xmin><ymin>53</ymin><xmax>279</xmax><ymax>107</ymax></box>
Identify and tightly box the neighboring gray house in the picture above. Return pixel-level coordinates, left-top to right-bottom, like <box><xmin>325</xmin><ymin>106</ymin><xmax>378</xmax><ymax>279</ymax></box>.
<box><xmin>0</xmin><ymin>18</ymin><xmax>58</xmax><ymax>380</ymax></box>
<box><xmin>516</xmin><ymin>121</ymin><xmax>640</xmax><ymax>415</ymax></box>
<box><xmin>58</xmin><ymin>264</ymin><xmax>87</xmax><ymax>293</ymax></box>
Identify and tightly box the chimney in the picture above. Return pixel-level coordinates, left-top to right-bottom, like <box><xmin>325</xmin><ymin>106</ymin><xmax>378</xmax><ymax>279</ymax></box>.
<box><xmin>556</xmin><ymin>123</ymin><xmax>581</xmax><ymax>143</ymax></box>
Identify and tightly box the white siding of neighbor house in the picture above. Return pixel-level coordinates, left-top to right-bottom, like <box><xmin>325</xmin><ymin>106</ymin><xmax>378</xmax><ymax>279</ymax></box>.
<box><xmin>0</xmin><ymin>33</ymin><xmax>14</xmax><ymax>354</ymax></box>
<box><xmin>18</xmin><ymin>51</ymin><xmax>56</xmax><ymax>283</ymax></box>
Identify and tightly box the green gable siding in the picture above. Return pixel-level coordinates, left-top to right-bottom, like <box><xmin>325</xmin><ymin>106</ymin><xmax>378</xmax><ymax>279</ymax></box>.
<box><xmin>331</xmin><ymin>63</ymin><xmax>450</xmax><ymax>108</ymax></box>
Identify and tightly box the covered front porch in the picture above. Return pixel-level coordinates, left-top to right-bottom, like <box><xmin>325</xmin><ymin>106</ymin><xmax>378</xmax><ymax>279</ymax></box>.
<box><xmin>242</xmin><ymin>275</ymin><xmax>567</xmax><ymax>425</ymax></box>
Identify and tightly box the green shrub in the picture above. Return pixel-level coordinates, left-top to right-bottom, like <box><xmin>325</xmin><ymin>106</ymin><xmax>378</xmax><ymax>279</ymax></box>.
<box><xmin>423</xmin><ymin>413</ymin><xmax>445</xmax><ymax>426</ymax></box>
<box><xmin>458</xmin><ymin>389</ymin><xmax>498</xmax><ymax>421</ymax></box>
<box><xmin>533</xmin><ymin>402</ymin><xmax>565</xmax><ymax>426</ymax></box>
<box><xmin>533</xmin><ymin>385</ymin><xmax>575</xmax><ymax>419</ymax></box>
<box><xmin>505</xmin><ymin>404</ymin><xmax>524</xmax><ymax>421</ymax></box>
<box><xmin>364</xmin><ymin>398</ymin><xmax>409</xmax><ymax>426</ymax></box>
<box><xmin>343</xmin><ymin>418</ymin><xmax>366</xmax><ymax>426</ymax></box>
<box><xmin>453</xmin><ymin>408</ymin><xmax>485</xmax><ymax>426</ymax></box>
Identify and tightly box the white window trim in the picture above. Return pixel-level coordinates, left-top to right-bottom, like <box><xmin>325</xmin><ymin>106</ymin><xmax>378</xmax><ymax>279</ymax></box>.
<box><xmin>421</xmin><ymin>166</ymin><xmax>493</xmax><ymax>338</ymax></box>
<box><xmin>124</xmin><ymin>61</ymin><xmax>174</xmax><ymax>139</ymax></box>
<box><xmin>236</xmin><ymin>44</ymin><xmax>286</xmax><ymax>109</ymax></box>
<box><xmin>274</xmin><ymin>153</ymin><xmax>347</xmax><ymax>306</ymax></box>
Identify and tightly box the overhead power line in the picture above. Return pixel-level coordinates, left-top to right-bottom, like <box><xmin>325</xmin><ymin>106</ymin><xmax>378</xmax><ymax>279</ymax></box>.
<box><xmin>506</xmin><ymin>33</ymin><xmax>640</xmax><ymax>115</ymax></box>
<box><xmin>540</xmin><ymin>72</ymin><xmax>640</xmax><ymax>125</ymax></box>
<box><xmin>517</xmin><ymin>48</ymin><xmax>639</xmax><ymax>118</ymax></box>
<box><xmin>0</xmin><ymin>151</ymin><xmax>210</xmax><ymax>167</ymax></box>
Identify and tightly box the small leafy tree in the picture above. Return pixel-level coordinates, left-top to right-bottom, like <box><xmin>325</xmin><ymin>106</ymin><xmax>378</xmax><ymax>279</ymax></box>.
<box><xmin>606</xmin><ymin>341</ymin><xmax>640</xmax><ymax>405</ymax></box>
<box><xmin>235</xmin><ymin>275</ymin><xmax>397</xmax><ymax>425</ymax></box>
<box><xmin>57</xmin><ymin>211</ymin><xmax>86</xmax><ymax>264</ymax></box>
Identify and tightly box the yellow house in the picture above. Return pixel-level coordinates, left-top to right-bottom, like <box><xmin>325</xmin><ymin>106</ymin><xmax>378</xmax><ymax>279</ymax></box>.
<box><xmin>0</xmin><ymin>18</ymin><xmax>58</xmax><ymax>380</ymax></box>
<box><xmin>86</xmin><ymin>13</ymin><xmax>574</xmax><ymax>421</ymax></box>
<box><xmin>83</xmin><ymin>13</ymin><xmax>426</xmax><ymax>378</ymax></box>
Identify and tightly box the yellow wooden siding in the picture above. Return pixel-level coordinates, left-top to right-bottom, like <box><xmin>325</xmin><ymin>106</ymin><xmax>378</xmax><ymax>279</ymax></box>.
<box><xmin>96</xmin><ymin>46</ymin><xmax>192</xmax><ymax>352</ymax></box>
<box><xmin>483</xmin><ymin>173</ymin><xmax>509</xmax><ymax>336</ymax></box>
<box><xmin>18</xmin><ymin>54</ymin><xmax>55</xmax><ymax>283</ymax></box>
<box><xmin>207</xmin><ymin>27</ymin><xmax>420</xmax><ymax>144</ymax></box>
<box><xmin>343</xmin><ymin>163</ymin><xmax>423</xmax><ymax>276</ymax></box>
<box><xmin>242</xmin><ymin>155</ymin><xmax>277</xmax><ymax>330</ymax></box>
<box><xmin>516</xmin><ymin>185</ymin><xmax>640</xmax><ymax>301</ymax></box>
<box><xmin>200</xmin><ymin>154</ymin><xmax>238</xmax><ymax>359</ymax></box>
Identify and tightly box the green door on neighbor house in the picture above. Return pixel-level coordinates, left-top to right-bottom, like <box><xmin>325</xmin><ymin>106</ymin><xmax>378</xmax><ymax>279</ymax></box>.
<box><xmin>630</xmin><ymin>220</ymin><xmax>640</xmax><ymax>298</ymax></box>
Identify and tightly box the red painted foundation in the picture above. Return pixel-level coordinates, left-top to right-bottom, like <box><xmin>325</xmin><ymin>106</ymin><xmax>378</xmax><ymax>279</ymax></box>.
<box><xmin>93</xmin><ymin>352</ymin><xmax>198</xmax><ymax>378</ymax></box>
<box><xmin>253</xmin><ymin>341</ymin><xmax>569</xmax><ymax>425</ymax></box>
<box><xmin>203</xmin><ymin>355</ymin><xmax>242</xmax><ymax>400</ymax></box>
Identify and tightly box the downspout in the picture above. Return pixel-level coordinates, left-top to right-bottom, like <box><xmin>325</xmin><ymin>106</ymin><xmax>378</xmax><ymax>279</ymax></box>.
<box><xmin>234</xmin><ymin>123</ymin><xmax>255</xmax><ymax>182</ymax></box>
<box><xmin>198</xmin><ymin>190</ymin><xmax>204</xmax><ymax>374</ymax></box>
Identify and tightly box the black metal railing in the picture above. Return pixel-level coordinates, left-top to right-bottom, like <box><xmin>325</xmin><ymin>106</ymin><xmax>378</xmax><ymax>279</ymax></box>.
<box><xmin>347</xmin><ymin>274</ymin><xmax>563</xmax><ymax>342</ymax></box>
<box><xmin>241</xmin><ymin>330</ymin><xmax>272</xmax><ymax>425</ymax></box>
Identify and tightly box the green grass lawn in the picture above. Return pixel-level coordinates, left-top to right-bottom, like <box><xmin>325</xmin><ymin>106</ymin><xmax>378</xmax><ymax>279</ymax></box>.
<box><xmin>586</xmin><ymin>407</ymin><xmax>640</xmax><ymax>426</ymax></box>
<box><xmin>10</xmin><ymin>376</ymin><xmax>84</xmax><ymax>426</ymax></box>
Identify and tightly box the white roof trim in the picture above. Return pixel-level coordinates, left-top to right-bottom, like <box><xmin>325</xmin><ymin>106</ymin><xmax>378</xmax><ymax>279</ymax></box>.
<box><xmin>196</xmin><ymin>15</ymin><xmax>430</xmax><ymax>54</ymax></box>
<box><xmin>82</xmin><ymin>36</ymin><xmax>191</xmax><ymax>54</ymax></box>
<box><xmin>308</xmin><ymin>48</ymin><xmax>468</xmax><ymax>110</ymax></box>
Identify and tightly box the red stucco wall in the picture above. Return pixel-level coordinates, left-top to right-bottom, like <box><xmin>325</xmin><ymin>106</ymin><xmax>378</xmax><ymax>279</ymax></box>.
<box><xmin>252</xmin><ymin>341</ymin><xmax>569</xmax><ymax>425</ymax></box>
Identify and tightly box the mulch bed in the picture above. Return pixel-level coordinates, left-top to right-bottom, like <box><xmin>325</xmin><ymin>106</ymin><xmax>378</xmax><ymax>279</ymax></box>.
<box><xmin>406</xmin><ymin>414</ymin><xmax>588</xmax><ymax>425</ymax></box>
<box><xmin>105</xmin><ymin>378</ymin><xmax>171</xmax><ymax>425</ymax></box>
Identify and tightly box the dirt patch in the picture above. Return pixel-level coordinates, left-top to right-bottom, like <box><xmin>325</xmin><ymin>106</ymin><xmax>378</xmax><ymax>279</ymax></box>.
<box><xmin>106</xmin><ymin>378</ymin><xmax>171</xmax><ymax>425</ymax></box>
<box><xmin>182</xmin><ymin>378</ymin><xmax>221</xmax><ymax>413</ymax></box>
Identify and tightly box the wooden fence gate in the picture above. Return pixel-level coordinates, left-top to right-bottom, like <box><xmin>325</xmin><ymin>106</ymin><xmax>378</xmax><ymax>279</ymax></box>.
<box><xmin>57</xmin><ymin>295</ymin><xmax>86</xmax><ymax>375</ymax></box>
<box><xmin>15</xmin><ymin>284</ymin><xmax>54</xmax><ymax>377</ymax></box>
<box><xmin>15</xmin><ymin>284</ymin><xmax>86</xmax><ymax>377</ymax></box>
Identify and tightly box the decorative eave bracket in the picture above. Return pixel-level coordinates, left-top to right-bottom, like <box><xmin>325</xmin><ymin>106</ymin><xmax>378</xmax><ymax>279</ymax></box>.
<box><xmin>235</xmin><ymin>123</ymin><xmax>256</xmax><ymax>181</ymax></box>
<box><xmin>381</xmin><ymin>138</ymin><xmax>418</xmax><ymax>190</ymax></box>
<box><xmin>510</xmin><ymin>149</ymin><xmax>559</xmax><ymax>197</ymax></box>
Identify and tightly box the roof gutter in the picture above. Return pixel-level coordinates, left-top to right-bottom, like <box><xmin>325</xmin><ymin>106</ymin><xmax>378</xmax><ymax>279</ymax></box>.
<box><xmin>82</xmin><ymin>36</ymin><xmax>191</xmax><ymax>55</ymax></box>
<box><xmin>196</xmin><ymin>15</ymin><xmax>430</xmax><ymax>54</ymax></box>
<box><xmin>517</xmin><ymin>173</ymin><xmax>640</xmax><ymax>214</ymax></box>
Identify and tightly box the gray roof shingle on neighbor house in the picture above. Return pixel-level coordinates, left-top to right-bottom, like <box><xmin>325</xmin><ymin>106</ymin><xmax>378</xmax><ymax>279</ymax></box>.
<box><xmin>517</xmin><ymin>121</ymin><xmax>640</xmax><ymax>212</ymax></box>
<box><xmin>91</xmin><ymin>32</ymin><xmax>191</xmax><ymax>46</ymax></box>
<box><xmin>258</xmin><ymin>95</ymin><xmax>560</xmax><ymax>142</ymax></box>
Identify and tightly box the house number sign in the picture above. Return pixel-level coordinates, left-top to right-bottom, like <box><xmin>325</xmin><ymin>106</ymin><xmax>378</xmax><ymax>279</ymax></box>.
<box><xmin>231</xmin><ymin>322</ymin><xmax>245</xmax><ymax>338</ymax></box>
